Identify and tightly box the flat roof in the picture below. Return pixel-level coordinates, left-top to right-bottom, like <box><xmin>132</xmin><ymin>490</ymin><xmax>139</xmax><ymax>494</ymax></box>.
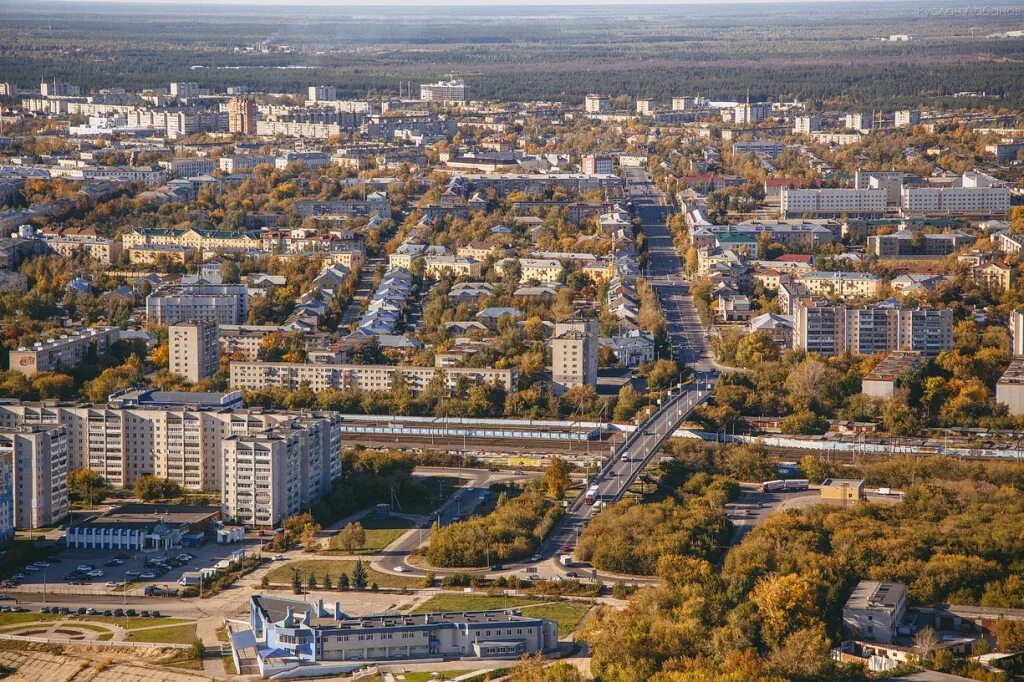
<box><xmin>998</xmin><ymin>357</ymin><xmax>1024</xmax><ymax>386</ymax></box>
<box><xmin>73</xmin><ymin>503</ymin><xmax>220</xmax><ymax>531</ymax></box>
<box><xmin>846</xmin><ymin>580</ymin><xmax>906</xmax><ymax>610</ymax></box>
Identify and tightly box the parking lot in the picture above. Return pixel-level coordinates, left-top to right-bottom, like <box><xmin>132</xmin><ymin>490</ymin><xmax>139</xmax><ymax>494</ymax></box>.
<box><xmin>4</xmin><ymin>535</ymin><xmax>267</xmax><ymax>597</ymax></box>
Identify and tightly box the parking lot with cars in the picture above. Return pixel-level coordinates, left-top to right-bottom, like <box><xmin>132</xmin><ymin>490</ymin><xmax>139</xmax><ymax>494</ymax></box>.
<box><xmin>3</xmin><ymin>536</ymin><xmax>266</xmax><ymax>596</ymax></box>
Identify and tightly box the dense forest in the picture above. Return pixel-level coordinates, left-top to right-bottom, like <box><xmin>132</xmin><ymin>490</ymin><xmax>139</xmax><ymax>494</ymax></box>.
<box><xmin>2</xmin><ymin>1</ymin><xmax>1024</xmax><ymax>107</ymax></box>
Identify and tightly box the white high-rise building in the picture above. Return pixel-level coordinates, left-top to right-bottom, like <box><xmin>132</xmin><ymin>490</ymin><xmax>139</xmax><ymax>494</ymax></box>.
<box><xmin>846</xmin><ymin>113</ymin><xmax>869</xmax><ymax>130</ymax></box>
<box><xmin>3</xmin><ymin>425</ymin><xmax>68</xmax><ymax>530</ymax></box>
<box><xmin>894</xmin><ymin>110</ymin><xmax>921</xmax><ymax>128</ymax></box>
<box><xmin>780</xmin><ymin>188</ymin><xmax>887</xmax><ymax>218</ymax></box>
<box><xmin>793</xmin><ymin>115</ymin><xmax>821</xmax><ymax>134</ymax></box>
<box><xmin>419</xmin><ymin>78</ymin><xmax>467</xmax><ymax>104</ymax></box>
<box><xmin>733</xmin><ymin>101</ymin><xmax>772</xmax><ymax>125</ymax></box>
<box><xmin>307</xmin><ymin>85</ymin><xmax>337</xmax><ymax>102</ymax></box>
<box><xmin>584</xmin><ymin>94</ymin><xmax>611</xmax><ymax>114</ymax></box>
<box><xmin>169</xmin><ymin>82</ymin><xmax>202</xmax><ymax>99</ymax></box>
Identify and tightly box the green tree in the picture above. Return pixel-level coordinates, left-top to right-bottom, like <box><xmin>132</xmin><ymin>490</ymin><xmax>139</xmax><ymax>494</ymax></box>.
<box><xmin>338</xmin><ymin>572</ymin><xmax>350</xmax><ymax>590</ymax></box>
<box><xmin>352</xmin><ymin>559</ymin><xmax>368</xmax><ymax>589</ymax></box>
<box><xmin>133</xmin><ymin>475</ymin><xmax>183</xmax><ymax>501</ymax></box>
<box><xmin>333</xmin><ymin>522</ymin><xmax>367</xmax><ymax>552</ymax></box>
<box><xmin>292</xmin><ymin>569</ymin><xmax>302</xmax><ymax>594</ymax></box>
<box><xmin>68</xmin><ymin>469</ymin><xmax>111</xmax><ymax>506</ymax></box>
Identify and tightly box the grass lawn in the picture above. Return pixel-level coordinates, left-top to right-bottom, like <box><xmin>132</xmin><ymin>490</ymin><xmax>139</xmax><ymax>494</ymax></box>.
<box><xmin>327</xmin><ymin>516</ymin><xmax>413</xmax><ymax>555</ymax></box>
<box><xmin>126</xmin><ymin>623</ymin><xmax>197</xmax><ymax>644</ymax></box>
<box><xmin>412</xmin><ymin>594</ymin><xmax>593</xmax><ymax>636</ymax></box>
<box><xmin>265</xmin><ymin>559</ymin><xmax>418</xmax><ymax>588</ymax></box>
<box><xmin>519</xmin><ymin>602</ymin><xmax>593</xmax><ymax>637</ymax></box>
<box><xmin>0</xmin><ymin>613</ymin><xmax>59</xmax><ymax>626</ymax></box>
<box><xmin>89</xmin><ymin>616</ymin><xmax>191</xmax><ymax>629</ymax></box>
<box><xmin>400</xmin><ymin>670</ymin><xmax>475</xmax><ymax>682</ymax></box>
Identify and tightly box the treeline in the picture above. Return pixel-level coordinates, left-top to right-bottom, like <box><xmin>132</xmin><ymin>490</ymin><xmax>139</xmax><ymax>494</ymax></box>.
<box><xmin>574</xmin><ymin>472</ymin><xmax>736</xmax><ymax>575</ymax></box>
<box><xmin>310</xmin><ymin>448</ymin><xmax>427</xmax><ymax>526</ymax></box>
<box><xmin>425</xmin><ymin>482</ymin><xmax>561</xmax><ymax>567</ymax></box>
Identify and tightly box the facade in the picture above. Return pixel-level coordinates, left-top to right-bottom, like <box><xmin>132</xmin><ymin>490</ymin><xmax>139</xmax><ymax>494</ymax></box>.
<box><xmin>307</xmin><ymin>85</ymin><xmax>337</xmax><ymax>102</ymax></box>
<box><xmin>792</xmin><ymin>115</ymin><xmax>821</xmax><ymax>134</ymax></box>
<box><xmin>228</xmin><ymin>97</ymin><xmax>258</xmax><ymax>135</ymax></box>
<box><xmin>901</xmin><ymin>186</ymin><xmax>1010</xmax><ymax>216</ymax></box>
<box><xmin>820</xmin><ymin>478</ymin><xmax>865</xmax><ymax>506</ymax></box>
<box><xmin>842</xmin><ymin>580</ymin><xmax>907</xmax><ymax>643</ymax></box>
<box><xmin>733</xmin><ymin>101</ymin><xmax>772</xmax><ymax>124</ymax></box>
<box><xmin>581</xmin><ymin>154</ymin><xmax>613</xmax><ymax>175</ymax></box>
<box><xmin>422</xmin><ymin>255</ymin><xmax>482</xmax><ymax>279</ymax></box>
<box><xmin>419</xmin><ymin>79</ymin><xmax>467</xmax><ymax>104</ymax></box>
<box><xmin>9</xmin><ymin>327</ymin><xmax>120</xmax><ymax>377</ymax></box>
<box><xmin>795</xmin><ymin>301</ymin><xmax>952</xmax><ymax>356</ymax></box>
<box><xmin>0</xmin><ymin>448</ymin><xmax>12</xmax><ymax>545</ymax></box>
<box><xmin>793</xmin><ymin>299</ymin><xmax>845</xmax><ymax>355</ymax></box>
<box><xmin>798</xmin><ymin>271</ymin><xmax>882</xmax><ymax>300</ymax></box>
<box><xmin>584</xmin><ymin>94</ymin><xmax>611</xmax><ymax>114</ymax></box>
<box><xmin>65</xmin><ymin>503</ymin><xmax>219</xmax><ymax>551</ymax></box>
<box><xmin>146</xmin><ymin>284</ymin><xmax>249</xmax><ymax>325</ymax></box>
<box><xmin>3</xmin><ymin>425</ymin><xmax>68</xmax><ymax>529</ymax></box>
<box><xmin>551</xmin><ymin>318</ymin><xmax>599</xmax><ymax>394</ymax></box>
<box><xmin>997</xmin><ymin>357</ymin><xmax>1024</xmax><ymax>416</ymax></box>
<box><xmin>160</xmin><ymin>157</ymin><xmax>218</xmax><ymax>177</ymax></box>
<box><xmin>1013</xmin><ymin>310</ymin><xmax>1024</xmax><ymax>357</ymax></box>
<box><xmin>247</xmin><ymin>595</ymin><xmax>558</xmax><ymax>667</ymax></box>
<box><xmin>229</xmin><ymin>362</ymin><xmax>517</xmax><ymax>394</ymax></box>
<box><xmin>123</xmin><ymin>227</ymin><xmax>261</xmax><ymax>252</ymax></box>
<box><xmin>894</xmin><ymin>110</ymin><xmax>920</xmax><ymax>127</ymax></box>
<box><xmin>169</xmin><ymin>321</ymin><xmax>220</xmax><ymax>383</ymax></box>
<box><xmin>222</xmin><ymin>416</ymin><xmax>341</xmax><ymax>527</ymax></box>
<box><xmin>780</xmin><ymin>188</ymin><xmax>887</xmax><ymax>218</ymax></box>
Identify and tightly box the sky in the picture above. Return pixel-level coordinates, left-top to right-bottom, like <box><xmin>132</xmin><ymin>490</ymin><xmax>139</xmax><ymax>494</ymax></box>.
<box><xmin>32</xmin><ymin>0</ymin><xmax>922</xmax><ymax>5</ymax></box>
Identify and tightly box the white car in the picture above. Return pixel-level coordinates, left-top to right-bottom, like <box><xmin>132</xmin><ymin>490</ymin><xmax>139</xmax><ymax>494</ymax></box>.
<box><xmin>527</xmin><ymin>574</ymin><xmax>541</xmax><ymax>581</ymax></box>
<box><xmin>86</xmin><ymin>570</ymin><xmax>103</xmax><ymax>578</ymax></box>
<box><xmin>105</xmin><ymin>581</ymin><xmax>119</xmax><ymax>588</ymax></box>
<box><xmin>272</xmin><ymin>555</ymin><xmax>285</xmax><ymax>561</ymax></box>
<box><xmin>393</xmin><ymin>566</ymin><xmax>406</xmax><ymax>573</ymax></box>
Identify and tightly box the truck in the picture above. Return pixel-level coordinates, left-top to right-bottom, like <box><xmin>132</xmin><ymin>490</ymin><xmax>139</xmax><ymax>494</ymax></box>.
<box><xmin>560</xmin><ymin>554</ymin><xmax>574</xmax><ymax>567</ymax></box>
<box><xmin>760</xmin><ymin>480</ymin><xmax>785</xmax><ymax>493</ymax></box>
<box><xmin>584</xmin><ymin>484</ymin><xmax>600</xmax><ymax>505</ymax></box>
<box><xmin>783</xmin><ymin>479</ymin><xmax>809</xmax><ymax>491</ymax></box>
<box><xmin>143</xmin><ymin>585</ymin><xmax>179</xmax><ymax>597</ymax></box>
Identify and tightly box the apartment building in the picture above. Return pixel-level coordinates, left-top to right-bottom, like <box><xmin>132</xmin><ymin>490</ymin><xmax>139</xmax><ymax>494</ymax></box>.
<box><xmin>780</xmin><ymin>188</ymin><xmax>887</xmax><ymax>218</ymax></box>
<box><xmin>169</xmin><ymin>321</ymin><xmax>220</xmax><ymax>383</ymax></box>
<box><xmin>9</xmin><ymin>327</ymin><xmax>120</xmax><ymax>377</ymax></box>
<box><xmin>229</xmin><ymin>362</ymin><xmax>518</xmax><ymax>394</ymax></box>
<box><xmin>0</xmin><ymin>448</ymin><xmax>12</xmax><ymax>545</ymax></box>
<box><xmin>845</xmin><ymin>113</ymin><xmax>869</xmax><ymax>130</ymax></box>
<box><xmin>793</xmin><ymin>298</ymin><xmax>845</xmax><ymax>355</ymax></box>
<box><xmin>159</xmin><ymin>157</ymin><xmax>218</xmax><ymax>177</ymax></box>
<box><xmin>551</xmin><ymin>318</ymin><xmax>599</xmax><ymax>395</ymax></box>
<box><xmin>894</xmin><ymin>110</ymin><xmax>921</xmax><ymax>128</ymax></box>
<box><xmin>798</xmin><ymin>271</ymin><xmax>882</xmax><ymax>300</ymax></box>
<box><xmin>219</xmin><ymin>155</ymin><xmax>275</xmax><ymax>173</ymax></box>
<box><xmin>1013</xmin><ymin>310</ymin><xmax>1024</xmax><ymax>357</ymax></box>
<box><xmin>3</xmin><ymin>425</ymin><xmax>68</xmax><ymax>529</ymax></box>
<box><xmin>123</xmin><ymin>227</ymin><xmax>261</xmax><ymax>253</ymax></box>
<box><xmin>0</xmin><ymin>400</ymin><xmax>342</xmax><ymax>494</ymax></box>
<box><xmin>973</xmin><ymin>260</ymin><xmax>1017</xmax><ymax>292</ymax></box>
<box><xmin>307</xmin><ymin>85</ymin><xmax>337</xmax><ymax>102</ymax></box>
<box><xmin>222</xmin><ymin>415</ymin><xmax>341</xmax><ymax>526</ymax></box>
<box><xmin>733</xmin><ymin>101</ymin><xmax>772</xmax><ymax>125</ymax></box>
<box><xmin>792</xmin><ymin>115</ymin><xmax>821</xmax><ymax>134</ymax></box>
<box><xmin>901</xmin><ymin>186</ymin><xmax>1010</xmax><ymax>216</ymax></box>
<box><xmin>146</xmin><ymin>284</ymin><xmax>249</xmax><ymax>325</ymax></box>
<box><xmin>503</xmin><ymin>258</ymin><xmax>564</xmax><ymax>283</ymax></box>
<box><xmin>419</xmin><ymin>78</ymin><xmax>467</xmax><ymax>104</ymax></box>
<box><xmin>584</xmin><ymin>94</ymin><xmax>611</xmax><ymax>114</ymax></box>
<box><xmin>582</xmin><ymin>154</ymin><xmax>613</xmax><ymax>175</ymax></box>
<box><xmin>422</xmin><ymin>255</ymin><xmax>482</xmax><ymax>279</ymax></box>
<box><xmin>228</xmin><ymin>96</ymin><xmax>258</xmax><ymax>135</ymax></box>
<box><xmin>997</xmin><ymin>357</ymin><xmax>1024</xmax><ymax>415</ymax></box>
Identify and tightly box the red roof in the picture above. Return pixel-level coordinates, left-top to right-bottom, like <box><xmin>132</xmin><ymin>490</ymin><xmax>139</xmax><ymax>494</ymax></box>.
<box><xmin>776</xmin><ymin>254</ymin><xmax>814</xmax><ymax>263</ymax></box>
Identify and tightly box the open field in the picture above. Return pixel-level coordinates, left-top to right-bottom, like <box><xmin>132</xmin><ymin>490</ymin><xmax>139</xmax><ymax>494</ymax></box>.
<box><xmin>326</xmin><ymin>516</ymin><xmax>413</xmax><ymax>555</ymax></box>
<box><xmin>125</xmin><ymin>623</ymin><xmax>197</xmax><ymax>644</ymax></box>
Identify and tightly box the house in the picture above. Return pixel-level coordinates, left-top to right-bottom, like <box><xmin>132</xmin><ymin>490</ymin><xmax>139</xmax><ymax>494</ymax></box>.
<box><xmin>749</xmin><ymin>313</ymin><xmax>794</xmax><ymax>349</ymax></box>
<box><xmin>842</xmin><ymin>580</ymin><xmax>908</xmax><ymax>644</ymax></box>
<box><xmin>973</xmin><ymin>260</ymin><xmax>1017</xmax><ymax>292</ymax></box>
<box><xmin>475</xmin><ymin>307</ymin><xmax>524</xmax><ymax>329</ymax></box>
<box><xmin>821</xmin><ymin>478</ymin><xmax>865</xmax><ymax>507</ymax></box>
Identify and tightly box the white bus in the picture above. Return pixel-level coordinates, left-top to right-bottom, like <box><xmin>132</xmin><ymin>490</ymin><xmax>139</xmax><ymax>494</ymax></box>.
<box><xmin>584</xmin><ymin>485</ymin><xmax>600</xmax><ymax>504</ymax></box>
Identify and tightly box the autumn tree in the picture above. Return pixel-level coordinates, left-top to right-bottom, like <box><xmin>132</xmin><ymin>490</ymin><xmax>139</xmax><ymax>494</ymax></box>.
<box><xmin>544</xmin><ymin>457</ymin><xmax>571</xmax><ymax>499</ymax></box>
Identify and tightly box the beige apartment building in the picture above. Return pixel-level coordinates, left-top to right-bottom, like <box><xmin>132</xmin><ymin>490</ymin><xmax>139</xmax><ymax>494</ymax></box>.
<box><xmin>9</xmin><ymin>327</ymin><xmax>120</xmax><ymax>377</ymax></box>
<box><xmin>423</xmin><ymin>255</ymin><xmax>482</xmax><ymax>279</ymax></box>
<box><xmin>2</xmin><ymin>424</ymin><xmax>69</xmax><ymax>529</ymax></box>
<box><xmin>551</xmin><ymin>318</ymin><xmax>598</xmax><ymax>395</ymax></box>
<box><xmin>169</xmin><ymin>321</ymin><xmax>220</xmax><ymax>383</ymax></box>
<box><xmin>798</xmin><ymin>271</ymin><xmax>882</xmax><ymax>300</ymax></box>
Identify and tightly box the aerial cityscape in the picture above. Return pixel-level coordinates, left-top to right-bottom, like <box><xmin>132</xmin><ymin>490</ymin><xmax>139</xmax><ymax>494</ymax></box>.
<box><xmin>0</xmin><ymin>0</ymin><xmax>1023</xmax><ymax>680</ymax></box>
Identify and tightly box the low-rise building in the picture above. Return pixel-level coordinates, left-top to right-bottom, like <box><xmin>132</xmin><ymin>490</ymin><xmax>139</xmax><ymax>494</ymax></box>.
<box><xmin>842</xmin><ymin>580</ymin><xmax>907</xmax><ymax>644</ymax></box>
<box><xmin>65</xmin><ymin>503</ymin><xmax>220</xmax><ymax>551</ymax></box>
<box><xmin>9</xmin><ymin>326</ymin><xmax>120</xmax><ymax>377</ymax></box>
<box><xmin>861</xmin><ymin>351</ymin><xmax>925</xmax><ymax>399</ymax></box>
<box><xmin>798</xmin><ymin>271</ymin><xmax>882</xmax><ymax>300</ymax></box>
<box><xmin>820</xmin><ymin>478</ymin><xmax>865</xmax><ymax>507</ymax></box>
<box><xmin>229</xmin><ymin>362</ymin><xmax>517</xmax><ymax>394</ymax></box>
<box><xmin>997</xmin><ymin>357</ymin><xmax>1024</xmax><ymax>416</ymax></box>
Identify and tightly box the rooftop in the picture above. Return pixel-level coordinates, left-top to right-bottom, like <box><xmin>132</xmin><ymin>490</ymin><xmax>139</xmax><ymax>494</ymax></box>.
<box><xmin>846</xmin><ymin>580</ymin><xmax>906</xmax><ymax>610</ymax></box>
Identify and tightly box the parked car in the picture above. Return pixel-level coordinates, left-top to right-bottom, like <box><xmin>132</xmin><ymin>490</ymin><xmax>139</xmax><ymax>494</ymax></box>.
<box><xmin>77</xmin><ymin>607</ymin><xmax>86</xmax><ymax>615</ymax></box>
<box><xmin>76</xmin><ymin>564</ymin><xmax>93</xmax><ymax>572</ymax></box>
<box><xmin>151</xmin><ymin>611</ymin><xmax>161</xmax><ymax>618</ymax></box>
<box><xmin>140</xmin><ymin>572</ymin><xmax>156</xmax><ymax>580</ymax></box>
<box><xmin>125</xmin><ymin>609</ymin><xmax>137</xmax><ymax>617</ymax></box>
<box><xmin>272</xmin><ymin>555</ymin><xmax>285</xmax><ymax>561</ymax></box>
<box><xmin>85</xmin><ymin>608</ymin><xmax>97</xmax><ymax>615</ymax></box>
<box><xmin>102</xmin><ymin>610</ymin><xmax>112</xmax><ymax>617</ymax></box>
<box><xmin>11</xmin><ymin>573</ymin><xmax>25</xmax><ymax>580</ymax></box>
<box><xmin>104</xmin><ymin>581</ymin><xmax>118</xmax><ymax>588</ymax></box>
<box><xmin>393</xmin><ymin>566</ymin><xmax>406</xmax><ymax>573</ymax></box>
<box><xmin>86</xmin><ymin>570</ymin><xmax>104</xmax><ymax>578</ymax></box>
<box><xmin>113</xmin><ymin>608</ymin><xmax>124</xmax><ymax>617</ymax></box>
<box><xmin>39</xmin><ymin>606</ymin><xmax>50</xmax><ymax>614</ymax></box>
<box><xmin>125</xmin><ymin>570</ymin><xmax>140</xmax><ymax>577</ymax></box>
<box><xmin>23</xmin><ymin>566</ymin><xmax>39</xmax><ymax>573</ymax></box>
<box><xmin>140</xmin><ymin>610</ymin><xmax>150</xmax><ymax>617</ymax></box>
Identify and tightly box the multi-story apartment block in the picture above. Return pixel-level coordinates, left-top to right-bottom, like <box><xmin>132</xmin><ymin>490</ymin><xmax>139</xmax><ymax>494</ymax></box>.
<box><xmin>307</xmin><ymin>85</ymin><xmax>337</xmax><ymax>102</ymax></box>
<box><xmin>169</xmin><ymin>81</ymin><xmax>202</xmax><ymax>99</ymax></box>
<box><xmin>733</xmin><ymin>101</ymin><xmax>772</xmax><ymax>125</ymax></box>
<box><xmin>228</xmin><ymin>96</ymin><xmax>258</xmax><ymax>135</ymax></box>
<box><xmin>584</xmin><ymin>94</ymin><xmax>611</xmax><ymax>114</ymax></box>
<box><xmin>794</xmin><ymin>300</ymin><xmax>952</xmax><ymax>356</ymax></box>
<box><xmin>40</xmin><ymin>235</ymin><xmax>122</xmax><ymax>264</ymax></box>
<box><xmin>551</xmin><ymin>318</ymin><xmax>598</xmax><ymax>394</ymax></box>
<box><xmin>222</xmin><ymin>415</ymin><xmax>341</xmax><ymax>527</ymax></box>
<box><xmin>793</xmin><ymin>298</ymin><xmax>845</xmax><ymax>355</ymax></box>
<box><xmin>1012</xmin><ymin>310</ymin><xmax>1024</xmax><ymax>357</ymax></box>
<box><xmin>582</xmin><ymin>154</ymin><xmax>613</xmax><ymax>175</ymax></box>
<box><xmin>901</xmin><ymin>186</ymin><xmax>1010</xmax><ymax>216</ymax></box>
<box><xmin>503</xmin><ymin>258</ymin><xmax>563</xmax><ymax>284</ymax></box>
<box><xmin>9</xmin><ymin>327</ymin><xmax>120</xmax><ymax>377</ymax></box>
<box><xmin>798</xmin><ymin>271</ymin><xmax>882</xmax><ymax>300</ymax></box>
<box><xmin>780</xmin><ymin>188</ymin><xmax>887</xmax><ymax>218</ymax></box>
<box><xmin>40</xmin><ymin>81</ymin><xmax>81</xmax><ymax>97</ymax></box>
<box><xmin>894</xmin><ymin>110</ymin><xmax>921</xmax><ymax>128</ymax></box>
<box><xmin>636</xmin><ymin>98</ymin><xmax>656</xmax><ymax>115</ymax></box>
<box><xmin>229</xmin><ymin>362</ymin><xmax>517</xmax><ymax>394</ymax></box>
<box><xmin>422</xmin><ymin>256</ymin><xmax>482</xmax><ymax>279</ymax></box>
<box><xmin>845</xmin><ymin>113</ymin><xmax>870</xmax><ymax>130</ymax></box>
<box><xmin>3</xmin><ymin>425</ymin><xmax>68</xmax><ymax>529</ymax></box>
<box><xmin>218</xmin><ymin>155</ymin><xmax>276</xmax><ymax>173</ymax></box>
<box><xmin>166</xmin><ymin>111</ymin><xmax>227</xmax><ymax>139</ymax></box>
<box><xmin>159</xmin><ymin>157</ymin><xmax>218</xmax><ymax>178</ymax></box>
<box><xmin>0</xmin><ymin>448</ymin><xmax>12</xmax><ymax>545</ymax></box>
<box><xmin>0</xmin><ymin>400</ymin><xmax>343</xmax><ymax>495</ymax></box>
<box><xmin>792</xmin><ymin>115</ymin><xmax>821</xmax><ymax>134</ymax></box>
<box><xmin>146</xmin><ymin>284</ymin><xmax>249</xmax><ymax>325</ymax></box>
<box><xmin>123</xmin><ymin>227</ymin><xmax>261</xmax><ymax>252</ymax></box>
<box><xmin>420</xmin><ymin>79</ymin><xmax>467</xmax><ymax>104</ymax></box>
<box><xmin>169</xmin><ymin>321</ymin><xmax>220</xmax><ymax>383</ymax></box>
